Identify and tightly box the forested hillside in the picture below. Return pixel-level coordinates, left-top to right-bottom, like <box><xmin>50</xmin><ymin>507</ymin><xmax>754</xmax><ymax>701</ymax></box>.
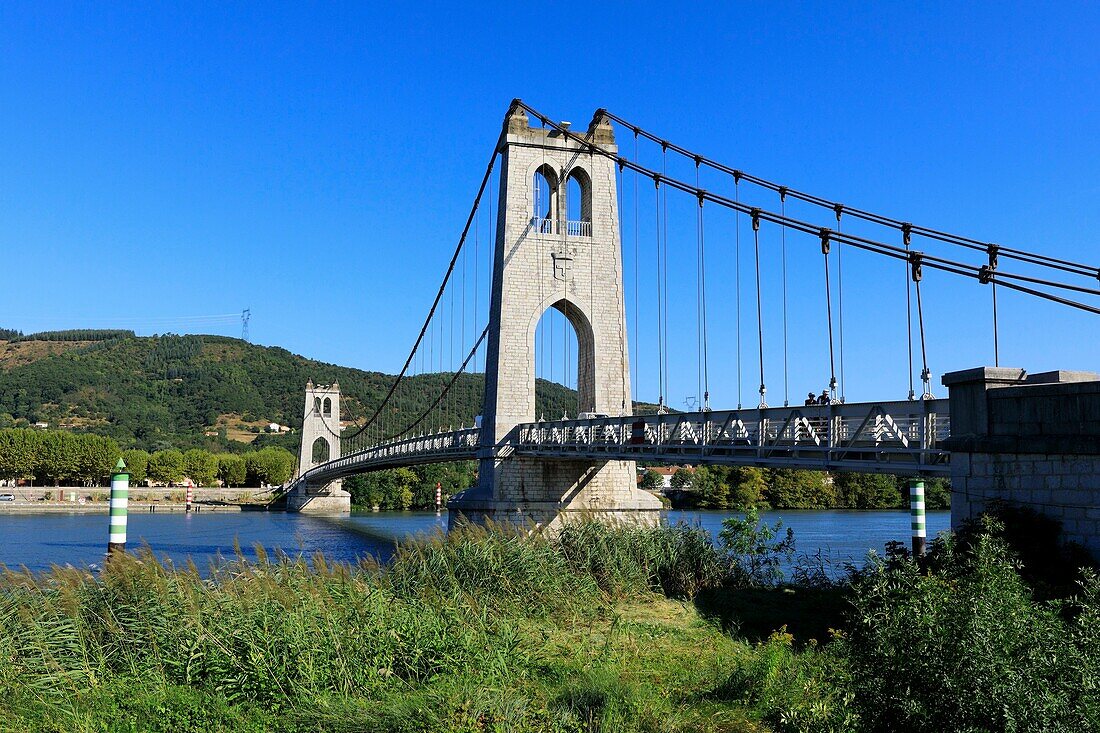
<box><xmin>0</xmin><ymin>332</ymin><xmax>584</xmax><ymax>452</ymax></box>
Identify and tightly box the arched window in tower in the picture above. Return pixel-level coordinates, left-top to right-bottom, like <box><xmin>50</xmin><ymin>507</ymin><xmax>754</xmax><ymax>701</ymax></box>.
<box><xmin>311</xmin><ymin>437</ymin><xmax>330</xmax><ymax>464</ymax></box>
<box><xmin>322</xmin><ymin>397</ymin><xmax>332</xmax><ymax>417</ymax></box>
<box><xmin>566</xmin><ymin>168</ymin><xmax>592</xmax><ymax>237</ymax></box>
<box><xmin>314</xmin><ymin>397</ymin><xmax>322</xmax><ymax>414</ymax></box>
<box><xmin>532</xmin><ymin>164</ymin><xmax>558</xmax><ymax>234</ymax></box>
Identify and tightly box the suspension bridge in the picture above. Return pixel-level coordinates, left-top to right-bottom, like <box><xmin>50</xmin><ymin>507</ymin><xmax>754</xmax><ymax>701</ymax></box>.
<box><xmin>284</xmin><ymin>100</ymin><xmax>1100</xmax><ymax>541</ymax></box>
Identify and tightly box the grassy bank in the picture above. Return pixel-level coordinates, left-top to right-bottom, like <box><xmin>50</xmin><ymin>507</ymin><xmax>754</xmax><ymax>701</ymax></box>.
<box><xmin>1</xmin><ymin>516</ymin><xmax>1097</xmax><ymax>732</ymax></box>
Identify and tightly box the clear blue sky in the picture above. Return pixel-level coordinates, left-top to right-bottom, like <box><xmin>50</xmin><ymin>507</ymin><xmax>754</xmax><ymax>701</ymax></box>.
<box><xmin>2</xmin><ymin>2</ymin><xmax>1097</xmax><ymax>407</ymax></box>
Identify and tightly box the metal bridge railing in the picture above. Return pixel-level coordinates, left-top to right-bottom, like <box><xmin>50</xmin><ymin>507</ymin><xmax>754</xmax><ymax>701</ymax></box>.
<box><xmin>513</xmin><ymin>399</ymin><xmax>951</xmax><ymax>476</ymax></box>
<box><xmin>529</xmin><ymin>217</ymin><xmax>592</xmax><ymax>237</ymax></box>
<box><xmin>290</xmin><ymin>427</ymin><xmax>480</xmax><ymax>490</ymax></box>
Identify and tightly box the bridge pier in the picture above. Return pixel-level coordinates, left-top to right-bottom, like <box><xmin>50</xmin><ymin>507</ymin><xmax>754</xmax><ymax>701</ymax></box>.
<box><xmin>944</xmin><ymin>367</ymin><xmax>1100</xmax><ymax>557</ymax></box>
<box><xmin>286</xmin><ymin>481</ymin><xmax>350</xmax><ymax>514</ymax></box>
<box><xmin>449</xmin><ymin>455</ymin><xmax>661</xmax><ymax>532</ymax></box>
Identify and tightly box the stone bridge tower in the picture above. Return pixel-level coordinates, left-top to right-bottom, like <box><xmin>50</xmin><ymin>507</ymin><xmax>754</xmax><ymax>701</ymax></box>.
<box><xmin>288</xmin><ymin>380</ymin><xmax>350</xmax><ymax>513</ymax></box>
<box><xmin>449</xmin><ymin>104</ymin><xmax>662</xmax><ymax>529</ymax></box>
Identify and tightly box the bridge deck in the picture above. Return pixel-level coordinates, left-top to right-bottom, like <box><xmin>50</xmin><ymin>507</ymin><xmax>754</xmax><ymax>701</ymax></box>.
<box><xmin>290</xmin><ymin>399</ymin><xmax>950</xmax><ymax>491</ymax></box>
<box><xmin>514</xmin><ymin>400</ymin><xmax>950</xmax><ymax>477</ymax></box>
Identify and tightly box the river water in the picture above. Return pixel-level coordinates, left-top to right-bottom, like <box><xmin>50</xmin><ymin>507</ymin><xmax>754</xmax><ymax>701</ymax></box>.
<box><xmin>0</xmin><ymin>509</ymin><xmax>950</xmax><ymax>575</ymax></box>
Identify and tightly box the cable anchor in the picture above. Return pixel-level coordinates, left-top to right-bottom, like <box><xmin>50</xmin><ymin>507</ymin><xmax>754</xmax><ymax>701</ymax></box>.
<box><xmin>751</xmin><ymin>208</ymin><xmax>761</xmax><ymax>231</ymax></box>
<box><xmin>819</xmin><ymin>228</ymin><xmax>831</xmax><ymax>255</ymax></box>
<box><xmin>901</xmin><ymin>223</ymin><xmax>912</xmax><ymax>247</ymax></box>
<box><xmin>778</xmin><ymin>185</ymin><xmax>788</xmax><ymax>202</ymax></box>
<box><xmin>696</xmin><ymin>190</ymin><xmax>705</xmax><ymax>207</ymax></box>
<box><xmin>909</xmin><ymin>251</ymin><xmax>924</xmax><ymax>282</ymax></box>
<box><xmin>833</xmin><ymin>203</ymin><xmax>844</xmax><ymax>223</ymax></box>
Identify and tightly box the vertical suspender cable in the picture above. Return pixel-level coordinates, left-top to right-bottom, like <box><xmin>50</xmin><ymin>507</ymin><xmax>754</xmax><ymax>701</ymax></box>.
<box><xmin>910</xmin><ymin>252</ymin><xmax>933</xmax><ymax>398</ymax></box>
<box><xmin>662</xmin><ymin>146</ymin><xmax>670</xmax><ymax>410</ymax></box>
<box><xmin>752</xmin><ymin>209</ymin><xmax>766</xmax><ymax>408</ymax></box>
<box><xmin>654</xmin><ymin>174</ymin><xmax>665</xmax><ymax>412</ymax></box>
<box><xmin>903</xmin><ymin>224</ymin><xmax>916</xmax><ymax>400</ymax></box>
<box><xmin>696</xmin><ymin>162</ymin><xmax>703</xmax><ymax>409</ymax></box>
<box><xmin>633</xmin><ymin>131</ymin><xmax>640</xmax><ymax>406</ymax></box>
<box><xmin>618</xmin><ymin>156</ymin><xmax>626</xmax><ymax>413</ymax></box>
<box><xmin>780</xmin><ymin>188</ymin><xmax>789</xmax><ymax>407</ymax></box>
<box><xmin>989</xmin><ymin>244</ymin><xmax>1000</xmax><ymax>367</ymax></box>
<box><xmin>698</xmin><ymin>166</ymin><xmax>711</xmax><ymax>411</ymax></box>
<box><xmin>462</xmin><ymin>219</ymin><xmax>467</xmax><ymax>425</ymax></box>
<box><xmin>834</xmin><ymin>205</ymin><xmax>846</xmax><ymax>403</ymax></box>
<box><xmin>735</xmin><ymin>174</ymin><xmax>743</xmax><ymax>409</ymax></box>
<box><xmin>821</xmin><ymin>229</ymin><xmax>838</xmax><ymax>398</ymax></box>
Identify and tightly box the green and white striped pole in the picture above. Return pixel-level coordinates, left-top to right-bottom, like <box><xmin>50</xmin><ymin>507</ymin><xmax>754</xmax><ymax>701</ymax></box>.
<box><xmin>910</xmin><ymin>478</ymin><xmax>926</xmax><ymax>557</ymax></box>
<box><xmin>107</xmin><ymin>458</ymin><xmax>129</xmax><ymax>556</ymax></box>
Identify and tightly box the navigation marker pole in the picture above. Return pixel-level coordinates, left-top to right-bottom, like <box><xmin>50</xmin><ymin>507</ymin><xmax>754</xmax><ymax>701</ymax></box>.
<box><xmin>185</xmin><ymin>480</ymin><xmax>194</xmax><ymax>513</ymax></box>
<box><xmin>435</xmin><ymin>482</ymin><xmax>442</xmax><ymax>516</ymax></box>
<box><xmin>909</xmin><ymin>479</ymin><xmax>926</xmax><ymax>557</ymax></box>
<box><xmin>108</xmin><ymin>458</ymin><xmax>129</xmax><ymax>556</ymax></box>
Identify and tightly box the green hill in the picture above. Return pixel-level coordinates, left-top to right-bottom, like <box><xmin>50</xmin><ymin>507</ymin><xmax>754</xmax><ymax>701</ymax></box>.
<box><xmin>0</xmin><ymin>332</ymin><xmax>615</xmax><ymax>452</ymax></box>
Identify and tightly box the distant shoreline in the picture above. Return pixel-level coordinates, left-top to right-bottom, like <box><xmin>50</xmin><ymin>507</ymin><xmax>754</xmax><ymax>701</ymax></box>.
<box><xmin>0</xmin><ymin>503</ymin><xmax>257</xmax><ymax>514</ymax></box>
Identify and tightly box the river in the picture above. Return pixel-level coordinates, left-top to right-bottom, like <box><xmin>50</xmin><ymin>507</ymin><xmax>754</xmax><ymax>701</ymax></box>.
<box><xmin>0</xmin><ymin>509</ymin><xmax>950</xmax><ymax>575</ymax></box>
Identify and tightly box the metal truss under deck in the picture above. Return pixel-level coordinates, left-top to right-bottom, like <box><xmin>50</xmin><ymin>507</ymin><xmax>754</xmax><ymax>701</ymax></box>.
<box><xmin>514</xmin><ymin>399</ymin><xmax>951</xmax><ymax>476</ymax></box>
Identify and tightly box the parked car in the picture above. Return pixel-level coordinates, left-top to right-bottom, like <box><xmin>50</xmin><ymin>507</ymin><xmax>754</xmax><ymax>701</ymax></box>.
<box><xmin>0</xmin><ymin>493</ymin><xmax>15</xmax><ymax>502</ymax></box>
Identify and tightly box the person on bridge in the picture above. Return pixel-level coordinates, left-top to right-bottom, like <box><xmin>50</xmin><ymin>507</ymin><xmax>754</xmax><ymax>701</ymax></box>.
<box><xmin>819</xmin><ymin>390</ymin><xmax>831</xmax><ymax>405</ymax></box>
<box><xmin>805</xmin><ymin>392</ymin><xmax>818</xmax><ymax>406</ymax></box>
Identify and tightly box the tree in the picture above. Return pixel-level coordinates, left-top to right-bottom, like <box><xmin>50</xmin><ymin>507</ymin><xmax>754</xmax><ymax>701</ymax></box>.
<box><xmin>695</xmin><ymin>466</ymin><xmax>732</xmax><ymax>509</ymax></box>
<box><xmin>73</xmin><ymin>434</ymin><xmax>120</xmax><ymax>486</ymax></box>
<box><xmin>183</xmin><ymin>449</ymin><xmax>218</xmax><ymax>486</ymax></box>
<box><xmin>670</xmin><ymin>467</ymin><xmax>694</xmax><ymax>490</ymax></box>
<box><xmin>764</xmin><ymin>469</ymin><xmax>836</xmax><ymax>509</ymax></box>
<box><xmin>121</xmin><ymin>449</ymin><xmax>149</xmax><ymax>485</ymax></box>
<box><xmin>0</xmin><ymin>429</ymin><xmax>40</xmax><ymax>482</ymax></box>
<box><xmin>37</xmin><ymin>431</ymin><xmax>78</xmax><ymax>485</ymax></box>
<box><xmin>246</xmin><ymin>447</ymin><xmax>295</xmax><ymax>486</ymax></box>
<box><xmin>728</xmin><ymin>466</ymin><xmax>767</xmax><ymax>509</ymax></box>
<box><xmin>638</xmin><ymin>469</ymin><xmax>664</xmax><ymax>492</ymax></box>
<box><xmin>218</xmin><ymin>454</ymin><xmax>247</xmax><ymax>487</ymax></box>
<box><xmin>148</xmin><ymin>449</ymin><xmax>185</xmax><ymax>485</ymax></box>
<box><xmin>834</xmin><ymin>472</ymin><xmax>902</xmax><ymax>509</ymax></box>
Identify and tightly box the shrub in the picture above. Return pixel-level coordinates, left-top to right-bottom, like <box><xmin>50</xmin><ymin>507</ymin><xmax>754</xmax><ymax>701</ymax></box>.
<box><xmin>842</xmin><ymin>522</ymin><xmax>1100</xmax><ymax>732</ymax></box>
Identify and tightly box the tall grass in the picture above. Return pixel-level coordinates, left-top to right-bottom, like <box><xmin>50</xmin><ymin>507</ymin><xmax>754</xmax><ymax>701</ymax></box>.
<box><xmin>0</xmin><ymin>520</ymin><xmax>727</xmax><ymax>731</ymax></box>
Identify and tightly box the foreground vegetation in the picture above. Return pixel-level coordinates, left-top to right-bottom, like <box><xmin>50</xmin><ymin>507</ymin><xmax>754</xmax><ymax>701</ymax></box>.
<box><xmin>1</xmin><ymin>510</ymin><xmax>1097</xmax><ymax>732</ymax></box>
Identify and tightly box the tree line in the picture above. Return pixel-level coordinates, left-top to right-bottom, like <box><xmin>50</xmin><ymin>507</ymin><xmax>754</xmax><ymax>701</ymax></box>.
<box><xmin>343</xmin><ymin>462</ymin><xmax>476</xmax><ymax>511</ymax></box>
<box><xmin>6</xmin><ymin>329</ymin><xmax>136</xmax><ymax>343</ymax></box>
<box><xmin>648</xmin><ymin>465</ymin><xmax>951</xmax><ymax>510</ymax></box>
<box><xmin>0</xmin><ymin>428</ymin><xmax>295</xmax><ymax>487</ymax></box>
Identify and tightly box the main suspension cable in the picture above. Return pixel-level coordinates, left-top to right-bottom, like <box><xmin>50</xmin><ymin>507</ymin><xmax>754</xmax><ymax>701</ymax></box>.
<box><xmin>334</xmin><ymin>131</ymin><xmax>504</xmax><ymax>443</ymax></box>
<box><xmin>599</xmin><ymin>108</ymin><xmax>1100</xmax><ymax>280</ymax></box>
<box><xmin>513</xmin><ymin>103</ymin><xmax>1100</xmax><ymax>316</ymax></box>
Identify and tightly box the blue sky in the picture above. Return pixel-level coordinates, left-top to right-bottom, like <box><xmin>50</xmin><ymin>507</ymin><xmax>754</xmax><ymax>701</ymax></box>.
<box><xmin>1</xmin><ymin>2</ymin><xmax>1098</xmax><ymax>407</ymax></box>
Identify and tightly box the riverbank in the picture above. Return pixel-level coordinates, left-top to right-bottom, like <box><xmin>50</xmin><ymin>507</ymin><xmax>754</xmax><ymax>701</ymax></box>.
<box><xmin>0</xmin><ymin>517</ymin><xmax>1094</xmax><ymax>733</ymax></box>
